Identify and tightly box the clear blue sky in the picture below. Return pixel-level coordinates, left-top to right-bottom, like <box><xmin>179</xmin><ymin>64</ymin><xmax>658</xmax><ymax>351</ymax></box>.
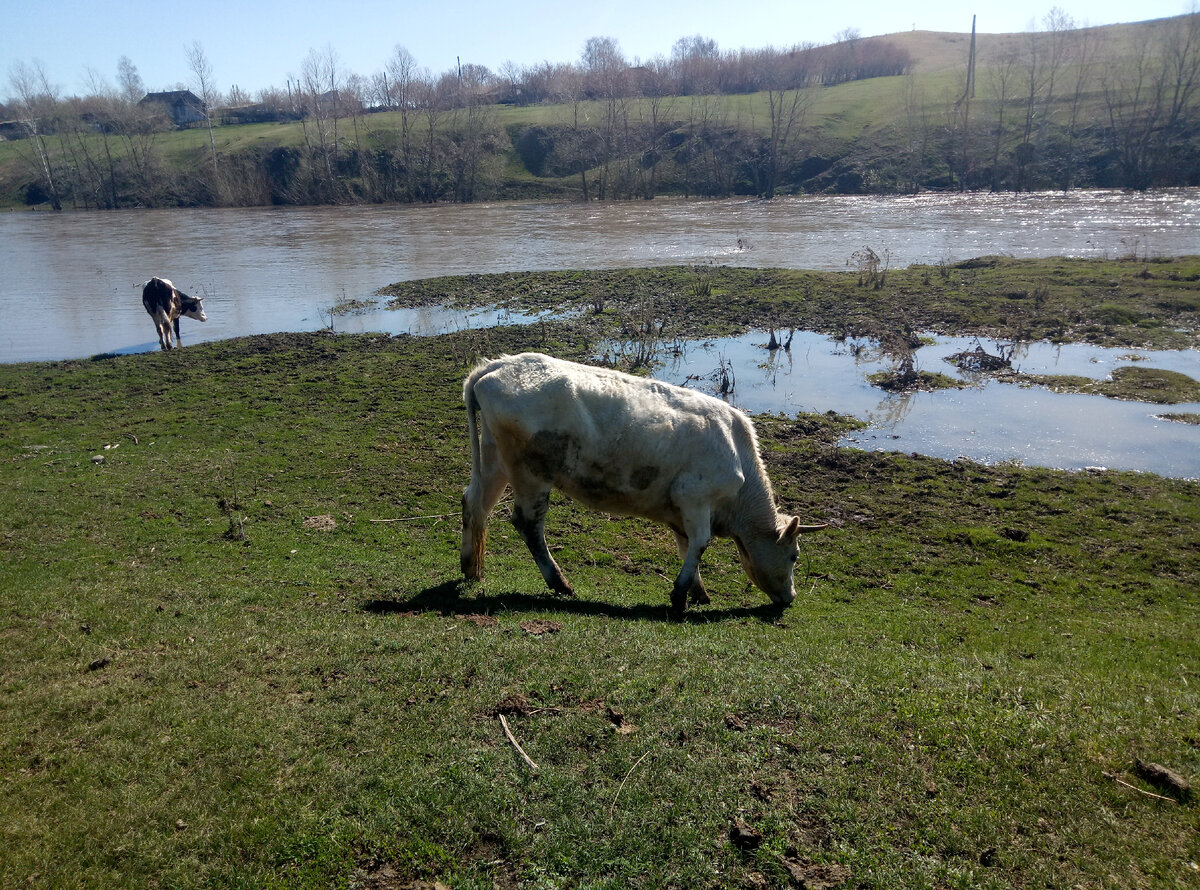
<box><xmin>3</xmin><ymin>0</ymin><xmax>1193</xmax><ymax>99</ymax></box>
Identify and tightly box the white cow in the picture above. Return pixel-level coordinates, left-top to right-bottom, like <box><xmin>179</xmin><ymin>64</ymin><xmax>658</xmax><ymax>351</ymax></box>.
<box><xmin>460</xmin><ymin>353</ymin><xmax>824</xmax><ymax>613</ymax></box>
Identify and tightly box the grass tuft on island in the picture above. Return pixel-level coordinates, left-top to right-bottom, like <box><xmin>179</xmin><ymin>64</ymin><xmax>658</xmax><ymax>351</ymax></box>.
<box><xmin>1018</xmin><ymin>366</ymin><xmax>1200</xmax><ymax>404</ymax></box>
<box><xmin>866</xmin><ymin>368</ymin><xmax>966</xmax><ymax>392</ymax></box>
<box><xmin>1</xmin><ymin>314</ymin><xmax>1197</xmax><ymax>889</ymax></box>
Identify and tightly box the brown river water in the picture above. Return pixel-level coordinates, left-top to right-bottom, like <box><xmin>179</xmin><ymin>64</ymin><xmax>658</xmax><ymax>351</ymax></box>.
<box><xmin>2</xmin><ymin>191</ymin><xmax>1197</xmax><ymax>475</ymax></box>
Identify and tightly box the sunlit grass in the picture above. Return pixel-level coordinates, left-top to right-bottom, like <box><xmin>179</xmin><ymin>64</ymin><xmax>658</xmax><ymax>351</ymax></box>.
<box><xmin>1</xmin><ymin>300</ymin><xmax>1197</xmax><ymax>887</ymax></box>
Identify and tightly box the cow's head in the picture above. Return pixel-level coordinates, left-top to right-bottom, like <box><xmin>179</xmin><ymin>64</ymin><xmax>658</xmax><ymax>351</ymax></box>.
<box><xmin>734</xmin><ymin>516</ymin><xmax>825</xmax><ymax>605</ymax></box>
<box><xmin>181</xmin><ymin>295</ymin><xmax>207</xmax><ymax>323</ymax></box>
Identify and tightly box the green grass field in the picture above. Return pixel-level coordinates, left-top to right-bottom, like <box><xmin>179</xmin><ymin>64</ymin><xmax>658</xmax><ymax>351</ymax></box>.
<box><xmin>2</xmin><ymin>258</ymin><xmax>1198</xmax><ymax>887</ymax></box>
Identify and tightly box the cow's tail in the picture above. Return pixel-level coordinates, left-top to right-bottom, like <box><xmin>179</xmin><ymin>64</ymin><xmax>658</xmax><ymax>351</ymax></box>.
<box><xmin>460</xmin><ymin>360</ymin><xmax>498</xmax><ymax>580</ymax></box>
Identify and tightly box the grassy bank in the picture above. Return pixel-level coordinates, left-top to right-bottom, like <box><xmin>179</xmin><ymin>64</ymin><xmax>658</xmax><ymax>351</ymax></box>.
<box><xmin>1</xmin><ymin>318</ymin><xmax>1197</xmax><ymax>888</ymax></box>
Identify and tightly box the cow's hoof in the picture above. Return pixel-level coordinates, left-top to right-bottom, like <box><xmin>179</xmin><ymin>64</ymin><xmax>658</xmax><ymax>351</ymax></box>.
<box><xmin>670</xmin><ymin>586</ymin><xmax>688</xmax><ymax>618</ymax></box>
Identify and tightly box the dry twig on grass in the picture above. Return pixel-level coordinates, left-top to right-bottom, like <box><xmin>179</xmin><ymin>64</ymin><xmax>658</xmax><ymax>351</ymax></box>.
<box><xmin>609</xmin><ymin>750</ymin><xmax>651</xmax><ymax>819</ymax></box>
<box><xmin>368</xmin><ymin>513</ymin><xmax>456</xmax><ymax>523</ymax></box>
<box><xmin>1103</xmin><ymin>771</ymin><xmax>1179</xmax><ymax>803</ymax></box>
<box><xmin>499</xmin><ymin>714</ymin><xmax>538</xmax><ymax>771</ymax></box>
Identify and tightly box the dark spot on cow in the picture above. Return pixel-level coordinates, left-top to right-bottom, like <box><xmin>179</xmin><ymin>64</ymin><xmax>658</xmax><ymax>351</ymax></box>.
<box><xmin>630</xmin><ymin>465</ymin><xmax>659</xmax><ymax>490</ymax></box>
<box><xmin>578</xmin><ymin>472</ymin><xmax>620</xmax><ymax>499</ymax></box>
<box><xmin>523</xmin><ymin>430</ymin><xmax>577</xmax><ymax>479</ymax></box>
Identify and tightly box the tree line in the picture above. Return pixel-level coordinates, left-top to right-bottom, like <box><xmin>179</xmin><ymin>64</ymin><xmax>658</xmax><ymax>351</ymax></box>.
<box><xmin>3</xmin><ymin>10</ymin><xmax>1198</xmax><ymax>209</ymax></box>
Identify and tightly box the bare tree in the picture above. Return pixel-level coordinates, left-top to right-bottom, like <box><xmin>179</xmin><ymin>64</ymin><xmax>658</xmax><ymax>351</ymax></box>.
<box><xmin>581</xmin><ymin>36</ymin><xmax>630</xmax><ymax>199</ymax></box>
<box><xmin>7</xmin><ymin>60</ymin><xmax>63</xmax><ymax>209</ymax></box>
<box><xmin>297</xmin><ymin>45</ymin><xmax>344</xmax><ymax>197</ymax></box>
<box><xmin>759</xmin><ymin>74</ymin><xmax>811</xmax><ymax>197</ymax></box>
<box><xmin>185</xmin><ymin>41</ymin><xmax>220</xmax><ymax>189</ymax></box>
<box><xmin>1060</xmin><ymin>23</ymin><xmax>1100</xmax><ymax>189</ymax></box>
<box><xmin>1102</xmin><ymin>12</ymin><xmax>1200</xmax><ymax>187</ymax></box>
<box><xmin>555</xmin><ymin>66</ymin><xmax>595</xmax><ymax>201</ymax></box>
<box><xmin>79</xmin><ymin>67</ymin><xmax>122</xmax><ymax>206</ymax></box>
<box><xmin>415</xmin><ymin>72</ymin><xmax>449</xmax><ymax>201</ymax></box>
<box><xmin>387</xmin><ymin>45</ymin><xmax>418</xmax><ymax>190</ymax></box>
<box><xmin>985</xmin><ymin>47</ymin><xmax>1023</xmax><ymax>189</ymax></box>
<box><xmin>112</xmin><ymin>55</ymin><xmax>167</xmax><ymax>203</ymax></box>
<box><xmin>637</xmin><ymin>59</ymin><xmax>676</xmax><ymax>198</ymax></box>
<box><xmin>671</xmin><ymin>35</ymin><xmax>720</xmax><ymax>94</ymax></box>
<box><xmin>899</xmin><ymin>73</ymin><xmax>934</xmax><ymax>192</ymax></box>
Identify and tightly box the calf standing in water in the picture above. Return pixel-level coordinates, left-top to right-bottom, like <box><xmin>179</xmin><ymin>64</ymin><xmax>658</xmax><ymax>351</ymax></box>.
<box><xmin>142</xmin><ymin>277</ymin><xmax>206</xmax><ymax>350</ymax></box>
<box><xmin>461</xmin><ymin>353</ymin><xmax>825</xmax><ymax>614</ymax></box>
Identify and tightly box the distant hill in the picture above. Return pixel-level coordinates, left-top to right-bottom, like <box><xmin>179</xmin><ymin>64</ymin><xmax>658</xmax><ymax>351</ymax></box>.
<box><xmin>1</xmin><ymin>14</ymin><xmax>1196</xmax><ymax>207</ymax></box>
<box><xmin>882</xmin><ymin>14</ymin><xmax>1189</xmax><ymax>74</ymax></box>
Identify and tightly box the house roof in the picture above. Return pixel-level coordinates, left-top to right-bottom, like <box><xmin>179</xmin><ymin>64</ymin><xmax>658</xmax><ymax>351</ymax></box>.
<box><xmin>139</xmin><ymin>90</ymin><xmax>203</xmax><ymax>105</ymax></box>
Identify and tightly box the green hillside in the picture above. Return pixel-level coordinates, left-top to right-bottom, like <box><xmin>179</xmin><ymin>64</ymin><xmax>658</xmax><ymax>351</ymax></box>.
<box><xmin>1</xmin><ymin>14</ymin><xmax>1197</xmax><ymax>208</ymax></box>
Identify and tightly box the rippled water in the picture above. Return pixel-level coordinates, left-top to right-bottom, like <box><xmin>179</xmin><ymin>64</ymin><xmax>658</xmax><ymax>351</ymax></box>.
<box><xmin>2</xmin><ymin>190</ymin><xmax>1197</xmax><ymax>363</ymax></box>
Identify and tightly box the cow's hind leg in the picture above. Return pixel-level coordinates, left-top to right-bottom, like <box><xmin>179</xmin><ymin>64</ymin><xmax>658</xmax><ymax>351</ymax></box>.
<box><xmin>511</xmin><ymin>486</ymin><xmax>574</xmax><ymax>597</ymax></box>
<box><xmin>460</xmin><ymin>433</ymin><xmax>508</xmax><ymax>581</ymax></box>
<box><xmin>672</xmin><ymin>529</ymin><xmax>711</xmax><ymax>606</ymax></box>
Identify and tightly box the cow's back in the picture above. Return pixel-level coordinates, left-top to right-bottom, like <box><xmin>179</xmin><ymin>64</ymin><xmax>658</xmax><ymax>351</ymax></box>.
<box><xmin>142</xmin><ymin>277</ymin><xmax>176</xmax><ymax>316</ymax></box>
<box><xmin>470</xmin><ymin>353</ymin><xmax>748</xmax><ymax>518</ymax></box>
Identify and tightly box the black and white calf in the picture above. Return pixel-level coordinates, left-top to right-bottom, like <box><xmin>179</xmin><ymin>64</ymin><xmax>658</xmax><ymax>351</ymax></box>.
<box><xmin>142</xmin><ymin>277</ymin><xmax>206</xmax><ymax>350</ymax></box>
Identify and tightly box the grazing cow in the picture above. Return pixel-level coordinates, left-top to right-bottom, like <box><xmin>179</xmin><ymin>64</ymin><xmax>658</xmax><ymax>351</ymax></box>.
<box><xmin>142</xmin><ymin>277</ymin><xmax>206</xmax><ymax>350</ymax></box>
<box><xmin>460</xmin><ymin>353</ymin><xmax>825</xmax><ymax>614</ymax></box>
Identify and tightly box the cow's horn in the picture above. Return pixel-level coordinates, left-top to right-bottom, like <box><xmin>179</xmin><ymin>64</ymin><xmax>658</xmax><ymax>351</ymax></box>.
<box><xmin>785</xmin><ymin>517</ymin><xmax>828</xmax><ymax>537</ymax></box>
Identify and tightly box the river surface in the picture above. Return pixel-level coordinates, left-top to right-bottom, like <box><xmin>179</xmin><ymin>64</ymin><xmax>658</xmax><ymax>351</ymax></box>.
<box><xmin>2</xmin><ymin>191</ymin><xmax>1198</xmax><ymax>476</ymax></box>
<box><xmin>2</xmin><ymin>190</ymin><xmax>1198</xmax><ymax>363</ymax></box>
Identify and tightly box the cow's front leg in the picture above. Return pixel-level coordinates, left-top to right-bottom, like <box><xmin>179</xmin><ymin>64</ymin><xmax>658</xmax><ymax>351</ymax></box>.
<box><xmin>670</xmin><ymin>509</ymin><xmax>712</xmax><ymax>616</ymax></box>
<box><xmin>510</xmin><ymin>488</ymin><xmax>573</xmax><ymax>596</ymax></box>
<box><xmin>672</xmin><ymin>528</ymin><xmax>711</xmax><ymax>605</ymax></box>
<box><xmin>172</xmin><ymin>317</ymin><xmax>182</xmax><ymax>347</ymax></box>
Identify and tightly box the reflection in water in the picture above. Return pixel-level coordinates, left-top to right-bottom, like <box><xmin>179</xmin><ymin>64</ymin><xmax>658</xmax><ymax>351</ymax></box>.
<box><xmin>651</xmin><ymin>330</ymin><xmax>1200</xmax><ymax>478</ymax></box>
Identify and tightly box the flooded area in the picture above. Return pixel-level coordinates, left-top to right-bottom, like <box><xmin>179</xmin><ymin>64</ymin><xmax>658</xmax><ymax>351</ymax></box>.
<box><xmin>2</xmin><ymin>190</ymin><xmax>1198</xmax><ymax>363</ymax></box>
<box><xmin>651</xmin><ymin>333</ymin><xmax>1200</xmax><ymax>478</ymax></box>
<box><xmin>2</xmin><ymin>191</ymin><xmax>1198</xmax><ymax>476</ymax></box>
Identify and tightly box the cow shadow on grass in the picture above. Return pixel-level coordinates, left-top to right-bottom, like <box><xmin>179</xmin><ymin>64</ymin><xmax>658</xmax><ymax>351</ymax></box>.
<box><xmin>362</xmin><ymin>579</ymin><xmax>790</xmax><ymax>625</ymax></box>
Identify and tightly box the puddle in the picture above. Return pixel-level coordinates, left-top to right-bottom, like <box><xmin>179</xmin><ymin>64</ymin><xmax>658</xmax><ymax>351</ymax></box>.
<box><xmin>333</xmin><ymin>302</ymin><xmax>546</xmax><ymax>337</ymax></box>
<box><xmin>645</xmin><ymin>331</ymin><xmax>1200</xmax><ymax>478</ymax></box>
